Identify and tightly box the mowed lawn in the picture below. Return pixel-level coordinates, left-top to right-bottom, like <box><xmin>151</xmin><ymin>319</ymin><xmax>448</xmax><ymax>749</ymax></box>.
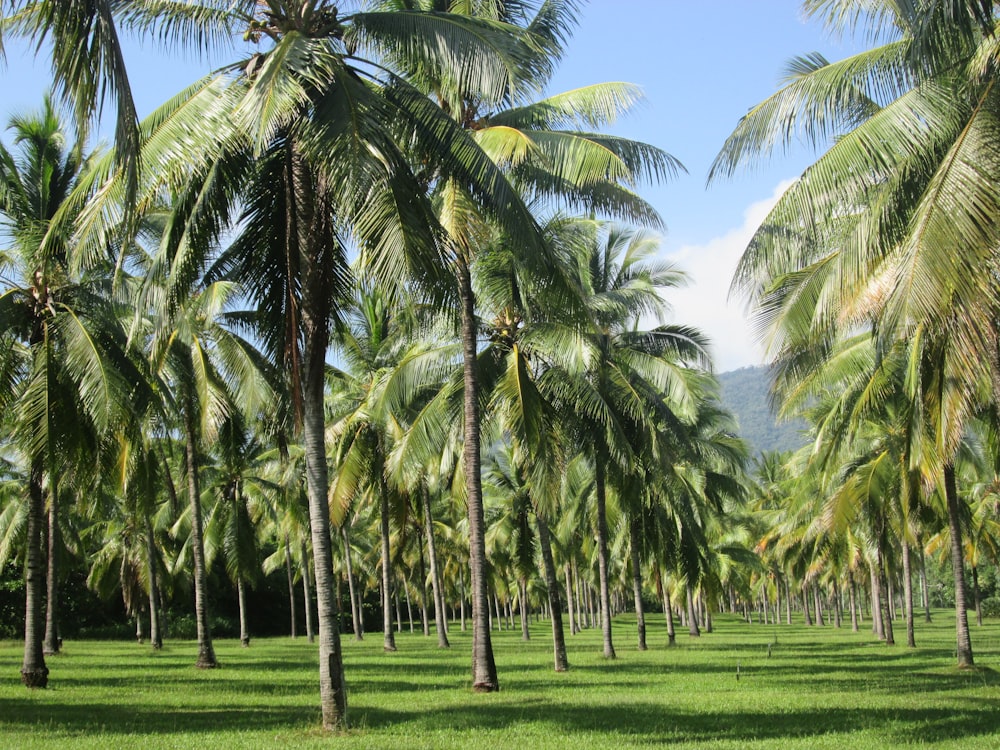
<box><xmin>2</xmin><ymin>612</ymin><xmax>1000</xmax><ymax>749</ymax></box>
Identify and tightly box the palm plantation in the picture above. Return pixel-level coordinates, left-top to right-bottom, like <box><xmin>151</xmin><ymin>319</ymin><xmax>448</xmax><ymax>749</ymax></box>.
<box><xmin>1</xmin><ymin>0</ymin><xmax>998</xmax><ymax>743</ymax></box>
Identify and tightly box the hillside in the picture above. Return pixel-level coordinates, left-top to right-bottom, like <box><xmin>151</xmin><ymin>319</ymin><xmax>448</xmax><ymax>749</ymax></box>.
<box><xmin>717</xmin><ymin>366</ymin><xmax>807</xmax><ymax>457</ymax></box>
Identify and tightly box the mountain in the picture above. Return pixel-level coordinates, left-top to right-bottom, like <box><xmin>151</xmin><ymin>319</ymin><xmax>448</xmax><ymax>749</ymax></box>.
<box><xmin>716</xmin><ymin>365</ymin><xmax>808</xmax><ymax>457</ymax></box>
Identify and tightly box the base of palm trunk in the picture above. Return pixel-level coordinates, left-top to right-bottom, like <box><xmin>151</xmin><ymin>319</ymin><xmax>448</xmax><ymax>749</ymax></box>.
<box><xmin>21</xmin><ymin>666</ymin><xmax>49</xmax><ymax>688</ymax></box>
<box><xmin>195</xmin><ymin>654</ymin><xmax>219</xmax><ymax>669</ymax></box>
<box><xmin>472</xmin><ymin>681</ymin><xmax>499</xmax><ymax>693</ymax></box>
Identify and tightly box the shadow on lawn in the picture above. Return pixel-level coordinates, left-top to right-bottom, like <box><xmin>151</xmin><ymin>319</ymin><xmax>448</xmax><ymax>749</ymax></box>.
<box><xmin>357</xmin><ymin>698</ymin><xmax>1000</xmax><ymax>746</ymax></box>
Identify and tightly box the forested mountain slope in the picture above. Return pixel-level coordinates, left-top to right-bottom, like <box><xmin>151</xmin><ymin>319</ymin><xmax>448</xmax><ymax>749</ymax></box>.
<box><xmin>717</xmin><ymin>366</ymin><xmax>807</xmax><ymax>457</ymax></box>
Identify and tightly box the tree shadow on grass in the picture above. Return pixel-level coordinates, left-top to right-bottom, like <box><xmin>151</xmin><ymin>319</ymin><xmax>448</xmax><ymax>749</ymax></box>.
<box><xmin>356</xmin><ymin>699</ymin><xmax>1000</xmax><ymax>746</ymax></box>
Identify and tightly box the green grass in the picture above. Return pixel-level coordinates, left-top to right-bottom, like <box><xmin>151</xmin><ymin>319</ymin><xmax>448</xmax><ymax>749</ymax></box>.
<box><xmin>3</xmin><ymin>612</ymin><xmax>1000</xmax><ymax>748</ymax></box>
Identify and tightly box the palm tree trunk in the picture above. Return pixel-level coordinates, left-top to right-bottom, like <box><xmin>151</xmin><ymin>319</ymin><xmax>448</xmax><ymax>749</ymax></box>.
<box><xmin>628</xmin><ymin>516</ymin><xmax>647</xmax><ymax>651</ymax></box>
<box><xmin>183</xmin><ymin>395</ymin><xmax>217</xmax><ymax>669</ymax></box>
<box><xmin>878</xmin><ymin>546</ymin><xmax>895</xmax><ymax>645</ymax></box>
<box><xmin>813</xmin><ymin>585</ymin><xmax>825</xmax><ymax>626</ymax></box>
<box><xmin>457</xmin><ymin>258</ymin><xmax>497</xmax><ymax>691</ymax></box>
<box><xmin>339</xmin><ymin>526</ymin><xmax>362</xmax><ymax>640</ymax></box>
<box><xmin>284</xmin><ymin>535</ymin><xmax>298</xmax><ymax>639</ymax></box>
<box><xmin>518</xmin><ymin>579</ymin><xmax>529</xmax><ymax>641</ymax></box>
<box><xmin>660</xmin><ymin>576</ymin><xmax>676</xmax><ymax>646</ymax></box>
<box><xmin>535</xmin><ymin>514</ymin><xmax>569</xmax><ymax>671</ymax></box>
<box><xmin>145</xmin><ymin>513</ymin><xmax>162</xmax><ymax>650</ymax></box>
<box><xmin>422</xmin><ymin>488</ymin><xmax>449</xmax><ymax>648</ymax></box>
<box><xmin>849</xmin><ymin>577</ymin><xmax>859</xmax><ymax>633</ymax></box>
<box><xmin>564</xmin><ymin>564</ymin><xmax>577</xmax><ymax>635</ymax></box>
<box><xmin>21</xmin><ymin>460</ymin><xmax>48</xmax><ymax>688</ymax></box>
<box><xmin>42</xmin><ymin>482</ymin><xmax>59</xmax><ymax>656</ymax></box>
<box><xmin>870</xmin><ymin>564</ymin><xmax>884</xmax><ymax>638</ymax></box>
<box><xmin>594</xmin><ymin>459</ymin><xmax>616</xmax><ymax>658</ymax></box>
<box><xmin>802</xmin><ymin>586</ymin><xmax>812</xmax><ymax>626</ymax></box>
<box><xmin>901</xmin><ymin>541</ymin><xmax>916</xmax><ymax>647</ymax></box>
<box><xmin>403</xmin><ymin>579</ymin><xmax>414</xmax><ymax>633</ymax></box>
<box><xmin>459</xmin><ymin>565</ymin><xmax>467</xmax><ymax>632</ymax></box>
<box><xmin>944</xmin><ymin>463</ymin><xmax>974</xmax><ymax>667</ymax></box>
<box><xmin>973</xmin><ymin>566</ymin><xmax>983</xmax><ymax>627</ymax></box>
<box><xmin>418</xmin><ymin>541</ymin><xmax>430</xmax><ymax>637</ymax></box>
<box><xmin>302</xmin><ymin>336</ymin><xmax>346</xmax><ymax>726</ymax></box>
<box><xmin>919</xmin><ymin>544</ymin><xmax>932</xmax><ymax>623</ymax></box>
<box><xmin>784</xmin><ymin>579</ymin><xmax>792</xmax><ymax>625</ymax></box>
<box><xmin>378</xmin><ymin>480</ymin><xmax>396</xmax><ymax>652</ymax></box>
<box><xmin>238</xmin><ymin>579</ymin><xmax>250</xmax><ymax>647</ymax></box>
<box><xmin>300</xmin><ymin>541</ymin><xmax>315</xmax><ymax>643</ymax></box>
<box><xmin>686</xmin><ymin>587</ymin><xmax>700</xmax><ymax>637</ymax></box>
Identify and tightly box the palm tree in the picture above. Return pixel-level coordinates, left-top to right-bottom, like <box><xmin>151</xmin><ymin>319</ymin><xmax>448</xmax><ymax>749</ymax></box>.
<box><xmin>0</xmin><ymin>99</ymin><xmax>145</xmax><ymax>687</ymax></box>
<box><xmin>710</xmin><ymin>0</ymin><xmax>1000</xmax><ymax>669</ymax></box>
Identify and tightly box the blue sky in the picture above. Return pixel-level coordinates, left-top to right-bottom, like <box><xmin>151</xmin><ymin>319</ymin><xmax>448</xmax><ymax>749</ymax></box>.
<box><xmin>1</xmin><ymin>1</ymin><xmax>860</xmax><ymax>371</ymax></box>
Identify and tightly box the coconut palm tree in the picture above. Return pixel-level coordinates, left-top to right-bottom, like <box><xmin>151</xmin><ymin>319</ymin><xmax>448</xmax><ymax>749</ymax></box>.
<box><xmin>0</xmin><ymin>99</ymin><xmax>149</xmax><ymax>687</ymax></box>
<box><xmin>710</xmin><ymin>0</ymin><xmax>1000</xmax><ymax>669</ymax></box>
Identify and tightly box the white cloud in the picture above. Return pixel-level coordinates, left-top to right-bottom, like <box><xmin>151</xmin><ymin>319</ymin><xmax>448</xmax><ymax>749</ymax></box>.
<box><xmin>661</xmin><ymin>181</ymin><xmax>794</xmax><ymax>373</ymax></box>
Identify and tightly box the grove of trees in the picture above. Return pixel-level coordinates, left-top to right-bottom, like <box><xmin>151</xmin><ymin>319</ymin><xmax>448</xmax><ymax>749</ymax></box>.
<box><xmin>2</xmin><ymin>0</ymin><xmax>1000</xmax><ymax>736</ymax></box>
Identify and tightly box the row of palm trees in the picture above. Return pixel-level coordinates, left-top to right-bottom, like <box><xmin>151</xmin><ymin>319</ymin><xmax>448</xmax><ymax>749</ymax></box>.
<box><xmin>0</xmin><ymin>0</ymin><xmax>748</xmax><ymax>732</ymax></box>
<box><xmin>711</xmin><ymin>0</ymin><xmax>1000</xmax><ymax>669</ymax></box>
<box><xmin>5</xmin><ymin>0</ymin><xmax>1000</xmax><ymax>734</ymax></box>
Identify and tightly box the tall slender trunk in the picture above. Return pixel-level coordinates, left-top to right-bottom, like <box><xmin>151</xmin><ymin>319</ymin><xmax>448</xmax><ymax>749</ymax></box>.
<box><xmin>42</xmin><ymin>480</ymin><xmax>59</xmax><ymax>655</ymax></box>
<box><xmin>340</xmin><ymin>526</ymin><xmax>362</xmax><ymax>640</ymax></box>
<box><xmin>422</xmin><ymin>488</ymin><xmax>449</xmax><ymax>648</ymax></box>
<box><xmin>378</xmin><ymin>479</ymin><xmax>396</xmax><ymax>652</ymax></box>
<box><xmin>183</xmin><ymin>395</ymin><xmax>217</xmax><ymax>669</ymax></box>
<box><xmin>657</xmin><ymin>570</ymin><xmax>676</xmax><ymax>646</ymax></box>
<box><xmin>238</xmin><ymin>579</ymin><xmax>250</xmax><ymax>647</ymax></box>
<box><xmin>901</xmin><ymin>541</ymin><xmax>915</xmax><ymax>647</ymax></box>
<box><xmin>536</xmin><ymin>514</ymin><xmax>569</xmax><ymax>671</ymax></box>
<box><xmin>284</xmin><ymin>535</ymin><xmax>298</xmax><ymax>639</ymax></box>
<box><xmin>973</xmin><ymin>566</ymin><xmax>983</xmax><ymax>627</ymax></box>
<box><xmin>418</xmin><ymin>541</ymin><xmax>430</xmax><ymax>637</ymax></box>
<box><xmin>459</xmin><ymin>565</ymin><xmax>467</xmax><ymax>632</ymax></box>
<box><xmin>944</xmin><ymin>463</ymin><xmax>974</xmax><ymax>667</ymax></box>
<box><xmin>300</xmin><ymin>541</ymin><xmax>315</xmax><ymax>644</ymax></box>
<box><xmin>813</xmin><ymin>585</ymin><xmax>825</xmax><ymax>626</ymax></box>
<box><xmin>919</xmin><ymin>544</ymin><xmax>932</xmax><ymax>623</ymax></box>
<box><xmin>457</xmin><ymin>258</ymin><xmax>497</xmax><ymax>691</ymax></box>
<box><xmin>784</xmin><ymin>579</ymin><xmax>792</xmax><ymax>625</ymax></box>
<box><xmin>870</xmin><ymin>564</ymin><xmax>884</xmax><ymax>638</ymax></box>
<box><xmin>564</xmin><ymin>564</ymin><xmax>577</xmax><ymax>635</ymax></box>
<box><xmin>403</xmin><ymin>580</ymin><xmax>414</xmax><ymax>633</ymax></box>
<box><xmin>686</xmin><ymin>587</ymin><xmax>700</xmax><ymax>637</ymax></box>
<box><xmin>802</xmin><ymin>586</ymin><xmax>812</xmax><ymax>626</ymax></box>
<box><xmin>849</xmin><ymin>577</ymin><xmax>859</xmax><ymax>633</ymax></box>
<box><xmin>877</xmin><ymin>545</ymin><xmax>895</xmax><ymax>645</ymax></box>
<box><xmin>628</xmin><ymin>516</ymin><xmax>647</xmax><ymax>651</ymax></box>
<box><xmin>594</xmin><ymin>459</ymin><xmax>616</xmax><ymax>658</ymax></box>
<box><xmin>145</xmin><ymin>513</ymin><xmax>162</xmax><ymax>650</ymax></box>
<box><xmin>21</xmin><ymin>460</ymin><xmax>48</xmax><ymax>687</ymax></box>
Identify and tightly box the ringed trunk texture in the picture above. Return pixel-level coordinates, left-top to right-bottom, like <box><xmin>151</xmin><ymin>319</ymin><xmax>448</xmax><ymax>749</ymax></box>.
<box><xmin>594</xmin><ymin>459</ymin><xmax>616</xmax><ymax>659</ymax></box>
<box><xmin>536</xmin><ymin>514</ymin><xmax>569</xmax><ymax>671</ymax></box>
<box><xmin>300</xmin><ymin>542</ymin><xmax>315</xmax><ymax>644</ymax></box>
<box><xmin>422</xmin><ymin>488</ymin><xmax>449</xmax><ymax>648</ymax></box>
<box><xmin>21</xmin><ymin>461</ymin><xmax>48</xmax><ymax>688</ymax></box>
<box><xmin>297</xmin><ymin>150</ymin><xmax>347</xmax><ymax>727</ymax></box>
<box><xmin>238</xmin><ymin>579</ymin><xmax>250</xmax><ymax>647</ymax></box>
<box><xmin>458</xmin><ymin>259</ymin><xmax>497</xmax><ymax>691</ymax></box>
<box><xmin>944</xmin><ymin>463</ymin><xmax>974</xmax><ymax>668</ymax></box>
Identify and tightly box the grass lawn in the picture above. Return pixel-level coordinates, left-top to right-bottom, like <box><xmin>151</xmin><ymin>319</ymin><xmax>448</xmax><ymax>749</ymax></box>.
<box><xmin>2</xmin><ymin>611</ymin><xmax>1000</xmax><ymax>748</ymax></box>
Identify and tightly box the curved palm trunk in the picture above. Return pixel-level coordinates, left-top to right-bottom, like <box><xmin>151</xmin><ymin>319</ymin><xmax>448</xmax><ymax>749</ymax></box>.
<box><xmin>536</xmin><ymin>514</ymin><xmax>569</xmax><ymax>672</ymax></box>
<box><xmin>183</xmin><ymin>397</ymin><xmax>217</xmax><ymax>669</ymax></box>
<box><xmin>42</xmin><ymin>481</ymin><xmax>60</xmax><ymax>656</ymax></box>
<box><xmin>628</xmin><ymin>517</ymin><xmax>647</xmax><ymax>651</ymax></box>
<box><xmin>379</xmin><ymin>480</ymin><xmax>396</xmax><ymax>652</ymax></box>
<box><xmin>593</xmin><ymin>459</ymin><xmax>616</xmax><ymax>658</ymax></box>
<box><xmin>145</xmin><ymin>514</ymin><xmax>163</xmax><ymax>650</ymax></box>
<box><xmin>21</xmin><ymin>460</ymin><xmax>48</xmax><ymax>688</ymax></box>
<box><xmin>457</xmin><ymin>259</ymin><xmax>498</xmax><ymax>691</ymax></box>
<box><xmin>944</xmin><ymin>463</ymin><xmax>974</xmax><ymax>667</ymax></box>
<box><xmin>422</xmin><ymin>488</ymin><xmax>449</xmax><ymax>648</ymax></box>
<box><xmin>338</xmin><ymin>526</ymin><xmax>362</xmax><ymax>641</ymax></box>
